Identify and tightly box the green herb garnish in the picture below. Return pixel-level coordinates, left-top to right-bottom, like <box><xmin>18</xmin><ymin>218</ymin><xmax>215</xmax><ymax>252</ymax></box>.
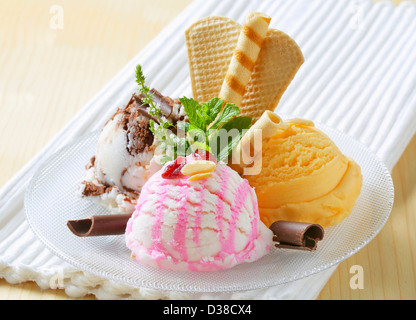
<box><xmin>179</xmin><ymin>97</ymin><xmax>252</xmax><ymax>161</ymax></box>
<box><xmin>135</xmin><ymin>64</ymin><xmax>252</xmax><ymax>163</ymax></box>
<box><xmin>135</xmin><ymin>65</ymin><xmax>173</xmax><ymax>129</ymax></box>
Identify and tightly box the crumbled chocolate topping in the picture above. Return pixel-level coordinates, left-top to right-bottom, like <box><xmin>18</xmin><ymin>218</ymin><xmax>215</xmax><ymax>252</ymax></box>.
<box><xmin>85</xmin><ymin>156</ymin><xmax>96</xmax><ymax>170</ymax></box>
<box><xmin>81</xmin><ymin>181</ymin><xmax>113</xmax><ymax>197</ymax></box>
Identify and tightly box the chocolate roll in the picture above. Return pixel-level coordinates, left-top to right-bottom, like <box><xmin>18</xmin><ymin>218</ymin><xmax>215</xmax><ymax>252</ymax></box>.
<box><xmin>270</xmin><ymin>221</ymin><xmax>324</xmax><ymax>251</ymax></box>
<box><xmin>67</xmin><ymin>214</ymin><xmax>131</xmax><ymax>237</ymax></box>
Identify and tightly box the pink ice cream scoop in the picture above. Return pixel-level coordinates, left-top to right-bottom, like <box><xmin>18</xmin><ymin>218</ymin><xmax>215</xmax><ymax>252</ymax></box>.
<box><xmin>125</xmin><ymin>155</ymin><xmax>273</xmax><ymax>272</ymax></box>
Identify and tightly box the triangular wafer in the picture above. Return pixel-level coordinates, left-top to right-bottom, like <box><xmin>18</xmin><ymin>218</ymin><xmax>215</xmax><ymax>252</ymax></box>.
<box><xmin>185</xmin><ymin>16</ymin><xmax>241</xmax><ymax>104</ymax></box>
<box><xmin>185</xmin><ymin>16</ymin><xmax>304</xmax><ymax>122</ymax></box>
<box><xmin>240</xmin><ymin>29</ymin><xmax>304</xmax><ymax>122</ymax></box>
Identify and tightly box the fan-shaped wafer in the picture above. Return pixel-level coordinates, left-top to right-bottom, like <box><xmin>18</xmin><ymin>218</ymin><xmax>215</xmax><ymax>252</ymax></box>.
<box><xmin>240</xmin><ymin>29</ymin><xmax>304</xmax><ymax>122</ymax></box>
<box><xmin>185</xmin><ymin>16</ymin><xmax>241</xmax><ymax>104</ymax></box>
<box><xmin>185</xmin><ymin>15</ymin><xmax>304</xmax><ymax>123</ymax></box>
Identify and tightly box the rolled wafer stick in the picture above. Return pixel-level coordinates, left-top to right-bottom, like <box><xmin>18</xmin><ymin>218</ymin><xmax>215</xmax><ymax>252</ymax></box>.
<box><xmin>67</xmin><ymin>214</ymin><xmax>131</xmax><ymax>237</ymax></box>
<box><xmin>229</xmin><ymin>110</ymin><xmax>285</xmax><ymax>175</ymax></box>
<box><xmin>219</xmin><ymin>12</ymin><xmax>271</xmax><ymax>107</ymax></box>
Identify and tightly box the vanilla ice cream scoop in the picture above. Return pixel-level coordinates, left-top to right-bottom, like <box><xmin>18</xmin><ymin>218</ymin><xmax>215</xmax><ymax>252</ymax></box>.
<box><xmin>125</xmin><ymin>155</ymin><xmax>273</xmax><ymax>272</ymax></box>
<box><xmin>79</xmin><ymin>89</ymin><xmax>186</xmax><ymax>214</ymax></box>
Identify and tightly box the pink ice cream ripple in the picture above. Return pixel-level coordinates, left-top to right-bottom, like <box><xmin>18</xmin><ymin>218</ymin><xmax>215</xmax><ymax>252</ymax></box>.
<box><xmin>125</xmin><ymin>159</ymin><xmax>273</xmax><ymax>272</ymax></box>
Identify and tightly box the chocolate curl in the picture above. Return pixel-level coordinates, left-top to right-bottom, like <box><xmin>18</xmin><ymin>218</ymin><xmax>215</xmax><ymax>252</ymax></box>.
<box><xmin>136</xmin><ymin>89</ymin><xmax>174</xmax><ymax>119</ymax></box>
<box><xmin>67</xmin><ymin>214</ymin><xmax>131</xmax><ymax>237</ymax></box>
<box><xmin>270</xmin><ymin>221</ymin><xmax>324</xmax><ymax>251</ymax></box>
<box><xmin>135</xmin><ymin>107</ymin><xmax>159</xmax><ymax>123</ymax></box>
<box><xmin>150</xmin><ymin>89</ymin><xmax>174</xmax><ymax>118</ymax></box>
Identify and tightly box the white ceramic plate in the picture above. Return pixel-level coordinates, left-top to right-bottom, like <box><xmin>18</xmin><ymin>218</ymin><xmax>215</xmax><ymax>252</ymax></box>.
<box><xmin>25</xmin><ymin>123</ymin><xmax>394</xmax><ymax>292</ymax></box>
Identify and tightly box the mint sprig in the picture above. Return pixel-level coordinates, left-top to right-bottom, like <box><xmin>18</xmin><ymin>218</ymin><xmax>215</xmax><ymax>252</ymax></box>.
<box><xmin>135</xmin><ymin>65</ymin><xmax>173</xmax><ymax>129</ymax></box>
<box><xmin>135</xmin><ymin>65</ymin><xmax>154</xmax><ymax>108</ymax></box>
<box><xmin>179</xmin><ymin>97</ymin><xmax>252</xmax><ymax>161</ymax></box>
<box><xmin>134</xmin><ymin>64</ymin><xmax>252</xmax><ymax>163</ymax></box>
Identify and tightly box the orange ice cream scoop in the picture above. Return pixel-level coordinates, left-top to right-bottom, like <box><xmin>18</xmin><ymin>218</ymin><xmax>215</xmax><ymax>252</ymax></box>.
<box><xmin>243</xmin><ymin>119</ymin><xmax>362</xmax><ymax>228</ymax></box>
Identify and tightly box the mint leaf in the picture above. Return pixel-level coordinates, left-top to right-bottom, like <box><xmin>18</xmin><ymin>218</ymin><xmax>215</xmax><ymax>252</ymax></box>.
<box><xmin>180</xmin><ymin>97</ymin><xmax>226</xmax><ymax>130</ymax></box>
<box><xmin>209</xmin><ymin>116</ymin><xmax>252</xmax><ymax>161</ymax></box>
<box><xmin>221</xmin><ymin>115</ymin><xmax>252</xmax><ymax>132</ymax></box>
<box><xmin>204</xmin><ymin>97</ymin><xmax>224</xmax><ymax>124</ymax></box>
<box><xmin>199</xmin><ymin>102</ymin><xmax>211</xmax><ymax>129</ymax></box>
<box><xmin>187</xmin><ymin>126</ymin><xmax>208</xmax><ymax>150</ymax></box>
<box><xmin>209</xmin><ymin>102</ymin><xmax>241</xmax><ymax>131</ymax></box>
<box><xmin>179</xmin><ymin>97</ymin><xmax>205</xmax><ymax>131</ymax></box>
<box><xmin>178</xmin><ymin>96</ymin><xmax>252</xmax><ymax>161</ymax></box>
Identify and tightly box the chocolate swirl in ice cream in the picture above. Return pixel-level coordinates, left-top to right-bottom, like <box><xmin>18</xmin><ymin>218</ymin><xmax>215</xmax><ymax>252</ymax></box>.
<box><xmin>78</xmin><ymin>89</ymin><xmax>187</xmax><ymax>215</ymax></box>
<box><xmin>117</xmin><ymin>89</ymin><xmax>181</xmax><ymax>156</ymax></box>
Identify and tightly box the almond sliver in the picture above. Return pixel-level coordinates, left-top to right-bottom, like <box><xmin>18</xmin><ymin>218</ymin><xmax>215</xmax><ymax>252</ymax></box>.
<box><xmin>187</xmin><ymin>172</ymin><xmax>213</xmax><ymax>182</ymax></box>
<box><xmin>181</xmin><ymin>160</ymin><xmax>216</xmax><ymax>176</ymax></box>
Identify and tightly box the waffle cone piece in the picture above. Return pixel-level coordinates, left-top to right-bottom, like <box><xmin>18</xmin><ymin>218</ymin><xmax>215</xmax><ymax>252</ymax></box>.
<box><xmin>185</xmin><ymin>14</ymin><xmax>304</xmax><ymax>122</ymax></box>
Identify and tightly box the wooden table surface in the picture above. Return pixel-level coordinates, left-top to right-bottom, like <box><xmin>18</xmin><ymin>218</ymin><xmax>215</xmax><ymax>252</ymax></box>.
<box><xmin>0</xmin><ymin>0</ymin><xmax>415</xmax><ymax>300</ymax></box>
